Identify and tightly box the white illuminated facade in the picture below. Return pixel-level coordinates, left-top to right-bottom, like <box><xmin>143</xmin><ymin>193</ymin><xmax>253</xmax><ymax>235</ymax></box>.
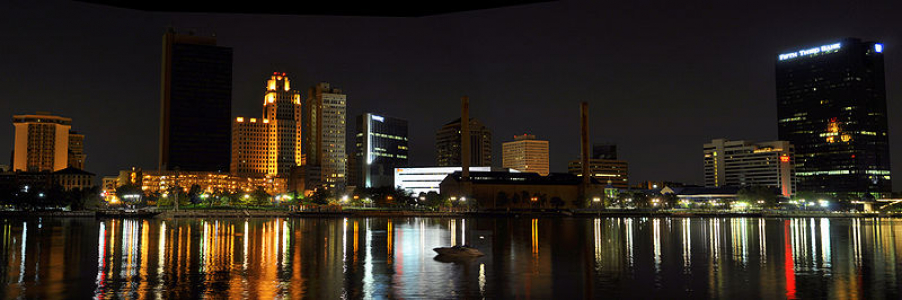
<box><xmin>703</xmin><ymin>139</ymin><xmax>795</xmax><ymax>196</ymax></box>
<box><xmin>778</xmin><ymin>42</ymin><xmax>842</xmax><ymax>61</ymax></box>
<box><xmin>231</xmin><ymin>73</ymin><xmax>303</xmax><ymax>177</ymax></box>
<box><xmin>394</xmin><ymin>167</ymin><xmax>518</xmax><ymax>195</ymax></box>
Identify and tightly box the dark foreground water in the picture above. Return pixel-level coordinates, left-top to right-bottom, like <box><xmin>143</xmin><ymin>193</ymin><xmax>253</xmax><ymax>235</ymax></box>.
<box><xmin>1</xmin><ymin>217</ymin><xmax>901</xmax><ymax>299</ymax></box>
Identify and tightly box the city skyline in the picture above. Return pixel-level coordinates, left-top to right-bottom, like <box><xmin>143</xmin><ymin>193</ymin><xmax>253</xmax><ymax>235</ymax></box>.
<box><xmin>2</xmin><ymin>0</ymin><xmax>902</xmax><ymax>188</ymax></box>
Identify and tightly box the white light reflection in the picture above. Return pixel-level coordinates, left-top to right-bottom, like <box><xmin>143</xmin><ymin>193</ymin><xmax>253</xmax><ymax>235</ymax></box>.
<box><xmin>594</xmin><ymin>219</ymin><xmax>602</xmax><ymax>267</ymax></box>
<box><xmin>283</xmin><ymin>220</ymin><xmax>290</xmax><ymax>268</ymax></box>
<box><xmin>479</xmin><ymin>263</ymin><xmax>486</xmax><ymax>296</ymax></box>
<box><xmin>852</xmin><ymin>218</ymin><xmax>862</xmax><ymax>266</ymax></box>
<box><xmin>809</xmin><ymin>218</ymin><xmax>816</xmax><ymax>264</ymax></box>
<box><xmin>157</xmin><ymin>221</ymin><xmax>166</xmax><ymax>296</ymax></box>
<box><xmin>243</xmin><ymin>221</ymin><xmax>249</xmax><ymax>270</ymax></box>
<box><xmin>758</xmin><ymin>219</ymin><xmax>766</xmax><ymax>261</ymax></box>
<box><xmin>462</xmin><ymin>219</ymin><xmax>466</xmax><ymax>245</ymax></box>
<box><xmin>681</xmin><ymin>218</ymin><xmax>691</xmax><ymax>271</ymax></box>
<box><xmin>820</xmin><ymin>218</ymin><xmax>831</xmax><ymax>269</ymax></box>
<box><xmin>625</xmin><ymin>218</ymin><xmax>634</xmax><ymax>267</ymax></box>
<box><xmin>653</xmin><ymin>219</ymin><xmax>661</xmax><ymax>272</ymax></box>
<box><xmin>363</xmin><ymin>219</ymin><xmax>373</xmax><ymax>298</ymax></box>
<box><xmin>21</xmin><ymin>221</ymin><xmax>27</xmax><ymax>283</ymax></box>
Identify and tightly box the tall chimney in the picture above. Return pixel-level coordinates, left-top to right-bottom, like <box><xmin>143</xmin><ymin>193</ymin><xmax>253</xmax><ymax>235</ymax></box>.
<box><xmin>581</xmin><ymin>102</ymin><xmax>590</xmax><ymax>185</ymax></box>
<box><xmin>461</xmin><ymin>96</ymin><xmax>470</xmax><ymax>181</ymax></box>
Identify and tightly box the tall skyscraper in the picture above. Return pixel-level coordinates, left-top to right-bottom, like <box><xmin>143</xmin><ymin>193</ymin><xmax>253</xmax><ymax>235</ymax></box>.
<box><xmin>435</xmin><ymin>118</ymin><xmax>492</xmax><ymax>167</ymax></box>
<box><xmin>703</xmin><ymin>139</ymin><xmax>795</xmax><ymax>197</ymax></box>
<box><xmin>304</xmin><ymin>82</ymin><xmax>347</xmax><ymax>190</ymax></box>
<box><xmin>159</xmin><ymin>28</ymin><xmax>233</xmax><ymax>172</ymax></box>
<box><xmin>502</xmin><ymin>134</ymin><xmax>549</xmax><ymax>176</ymax></box>
<box><xmin>776</xmin><ymin>38</ymin><xmax>890</xmax><ymax>194</ymax></box>
<box><xmin>232</xmin><ymin>72</ymin><xmax>304</xmax><ymax>177</ymax></box>
<box><xmin>12</xmin><ymin>112</ymin><xmax>78</xmax><ymax>172</ymax></box>
<box><xmin>352</xmin><ymin>113</ymin><xmax>408</xmax><ymax>188</ymax></box>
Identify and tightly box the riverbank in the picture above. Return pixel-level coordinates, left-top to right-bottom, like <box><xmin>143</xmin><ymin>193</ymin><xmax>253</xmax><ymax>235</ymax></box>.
<box><xmin>1</xmin><ymin>209</ymin><xmax>900</xmax><ymax>219</ymax></box>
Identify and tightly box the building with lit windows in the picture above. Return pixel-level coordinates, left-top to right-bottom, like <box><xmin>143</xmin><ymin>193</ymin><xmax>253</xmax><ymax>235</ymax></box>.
<box><xmin>394</xmin><ymin>166</ymin><xmax>515</xmax><ymax>195</ymax></box>
<box><xmin>703</xmin><ymin>139</ymin><xmax>795</xmax><ymax>196</ymax></box>
<box><xmin>567</xmin><ymin>159</ymin><xmax>629</xmax><ymax>190</ymax></box>
<box><xmin>304</xmin><ymin>82</ymin><xmax>347</xmax><ymax>190</ymax></box>
<box><xmin>13</xmin><ymin>112</ymin><xmax>83</xmax><ymax>172</ymax></box>
<box><xmin>351</xmin><ymin>113</ymin><xmax>408</xmax><ymax>188</ymax></box>
<box><xmin>776</xmin><ymin>38</ymin><xmax>890</xmax><ymax>194</ymax></box>
<box><xmin>502</xmin><ymin>134</ymin><xmax>549</xmax><ymax>176</ymax></box>
<box><xmin>114</xmin><ymin>168</ymin><xmax>286</xmax><ymax>195</ymax></box>
<box><xmin>435</xmin><ymin>118</ymin><xmax>492</xmax><ymax>167</ymax></box>
<box><xmin>159</xmin><ymin>28</ymin><xmax>232</xmax><ymax>172</ymax></box>
<box><xmin>231</xmin><ymin>73</ymin><xmax>303</xmax><ymax>177</ymax></box>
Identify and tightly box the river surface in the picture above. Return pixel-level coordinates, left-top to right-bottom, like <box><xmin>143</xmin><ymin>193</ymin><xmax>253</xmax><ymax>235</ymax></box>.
<box><xmin>1</xmin><ymin>217</ymin><xmax>901</xmax><ymax>299</ymax></box>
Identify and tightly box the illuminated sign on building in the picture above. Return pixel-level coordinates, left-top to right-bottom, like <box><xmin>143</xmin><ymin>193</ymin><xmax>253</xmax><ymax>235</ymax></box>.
<box><xmin>778</xmin><ymin>43</ymin><xmax>841</xmax><ymax>61</ymax></box>
<box><xmin>875</xmin><ymin>43</ymin><xmax>884</xmax><ymax>53</ymax></box>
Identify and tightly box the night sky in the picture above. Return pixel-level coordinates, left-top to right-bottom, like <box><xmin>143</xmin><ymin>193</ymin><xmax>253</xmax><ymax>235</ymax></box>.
<box><xmin>2</xmin><ymin>0</ymin><xmax>902</xmax><ymax>188</ymax></box>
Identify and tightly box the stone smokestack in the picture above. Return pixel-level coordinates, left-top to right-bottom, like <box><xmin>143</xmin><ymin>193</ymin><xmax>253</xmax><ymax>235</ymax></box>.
<box><xmin>461</xmin><ymin>96</ymin><xmax>470</xmax><ymax>181</ymax></box>
<box><xmin>581</xmin><ymin>102</ymin><xmax>590</xmax><ymax>185</ymax></box>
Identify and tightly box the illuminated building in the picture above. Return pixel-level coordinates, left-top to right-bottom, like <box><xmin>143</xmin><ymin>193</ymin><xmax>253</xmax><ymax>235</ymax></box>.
<box><xmin>67</xmin><ymin>131</ymin><xmax>85</xmax><ymax>169</ymax></box>
<box><xmin>352</xmin><ymin>113</ymin><xmax>408</xmax><ymax>188</ymax></box>
<box><xmin>159</xmin><ymin>28</ymin><xmax>232</xmax><ymax>172</ymax></box>
<box><xmin>232</xmin><ymin>73</ymin><xmax>303</xmax><ymax>177</ymax></box>
<box><xmin>567</xmin><ymin>159</ymin><xmax>629</xmax><ymax>190</ymax></box>
<box><xmin>776</xmin><ymin>38</ymin><xmax>890</xmax><ymax>194</ymax></box>
<box><xmin>304</xmin><ymin>82</ymin><xmax>347</xmax><ymax>190</ymax></box>
<box><xmin>115</xmin><ymin>168</ymin><xmax>286</xmax><ymax>195</ymax></box>
<box><xmin>703</xmin><ymin>139</ymin><xmax>795</xmax><ymax>196</ymax></box>
<box><xmin>12</xmin><ymin>112</ymin><xmax>81</xmax><ymax>172</ymax></box>
<box><xmin>435</xmin><ymin>118</ymin><xmax>492</xmax><ymax>167</ymax></box>
<box><xmin>502</xmin><ymin>134</ymin><xmax>549</xmax><ymax>176</ymax></box>
<box><xmin>394</xmin><ymin>166</ymin><xmax>514</xmax><ymax>195</ymax></box>
<box><xmin>440</xmin><ymin>171</ymin><xmax>605</xmax><ymax>209</ymax></box>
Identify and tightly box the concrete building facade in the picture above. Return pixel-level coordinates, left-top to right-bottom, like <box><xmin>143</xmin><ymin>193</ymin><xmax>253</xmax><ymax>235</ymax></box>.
<box><xmin>703</xmin><ymin>138</ymin><xmax>795</xmax><ymax>196</ymax></box>
<box><xmin>502</xmin><ymin>134</ymin><xmax>549</xmax><ymax>176</ymax></box>
<box><xmin>304</xmin><ymin>82</ymin><xmax>347</xmax><ymax>190</ymax></box>
<box><xmin>232</xmin><ymin>73</ymin><xmax>304</xmax><ymax>177</ymax></box>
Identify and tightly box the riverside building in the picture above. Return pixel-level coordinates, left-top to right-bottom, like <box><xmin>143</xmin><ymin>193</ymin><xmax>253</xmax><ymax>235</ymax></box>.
<box><xmin>776</xmin><ymin>38</ymin><xmax>890</xmax><ymax>194</ymax></box>
<box><xmin>231</xmin><ymin>73</ymin><xmax>304</xmax><ymax>177</ymax></box>
<box><xmin>12</xmin><ymin>112</ymin><xmax>85</xmax><ymax>172</ymax></box>
<box><xmin>703</xmin><ymin>139</ymin><xmax>795</xmax><ymax>197</ymax></box>
<box><xmin>159</xmin><ymin>28</ymin><xmax>233</xmax><ymax>172</ymax></box>
<box><xmin>304</xmin><ymin>82</ymin><xmax>347</xmax><ymax>190</ymax></box>
<box><xmin>351</xmin><ymin>113</ymin><xmax>408</xmax><ymax>188</ymax></box>
<box><xmin>435</xmin><ymin>118</ymin><xmax>492</xmax><ymax>167</ymax></box>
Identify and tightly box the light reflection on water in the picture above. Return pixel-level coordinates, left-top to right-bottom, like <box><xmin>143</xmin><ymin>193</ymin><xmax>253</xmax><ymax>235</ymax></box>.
<box><xmin>2</xmin><ymin>217</ymin><xmax>902</xmax><ymax>298</ymax></box>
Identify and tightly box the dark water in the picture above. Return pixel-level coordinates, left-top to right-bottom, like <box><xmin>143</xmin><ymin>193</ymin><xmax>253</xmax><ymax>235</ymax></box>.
<box><xmin>1</xmin><ymin>217</ymin><xmax>901</xmax><ymax>299</ymax></box>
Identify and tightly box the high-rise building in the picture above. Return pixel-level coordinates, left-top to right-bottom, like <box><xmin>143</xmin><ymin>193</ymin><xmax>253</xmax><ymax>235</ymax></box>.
<box><xmin>703</xmin><ymin>139</ymin><xmax>795</xmax><ymax>197</ymax></box>
<box><xmin>159</xmin><ymin>28</ymin><xmax>233</xmax><ymax>172</ymax></box>
<box><xmin>67</xmin><ymin>131</ymin><xmax>85</xmax><ymax>169</ymax></box>
<box><xmin>435</xmin><ymin>118</ymin><xmax>492</xmax><ymax>167</ymax></box>
<box><xmin>352</xmin><ymin>113</ymin><xmax>408</xmax><ymax>188</ymax></box>
<box><xmin>567</xmin><ymin>159</ymin><xmax>629</xmax><ymax>190</ymax></box>
<box><xmin>776</xmin><ymin>38</ymin><xmax>891</xmax><ymax>194</ymax></box>
<box><xmin>502</xmin><ymin>134</ymin><xmax>549</xmax><ymax>176</ymax></box>
<box><xmin>304</xmin><ymin>82</ymin><xmax>347</xmax><ymax>190</ymax></box>
<box><xmin>232</xmin><ymin>73</ymin><xmax>304</xmax><ymax>177</ymax></box>
<box><xmin>12</xmin><ymin>112</ymin><xmax>76</xmax><ymax>172</ymax></box>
